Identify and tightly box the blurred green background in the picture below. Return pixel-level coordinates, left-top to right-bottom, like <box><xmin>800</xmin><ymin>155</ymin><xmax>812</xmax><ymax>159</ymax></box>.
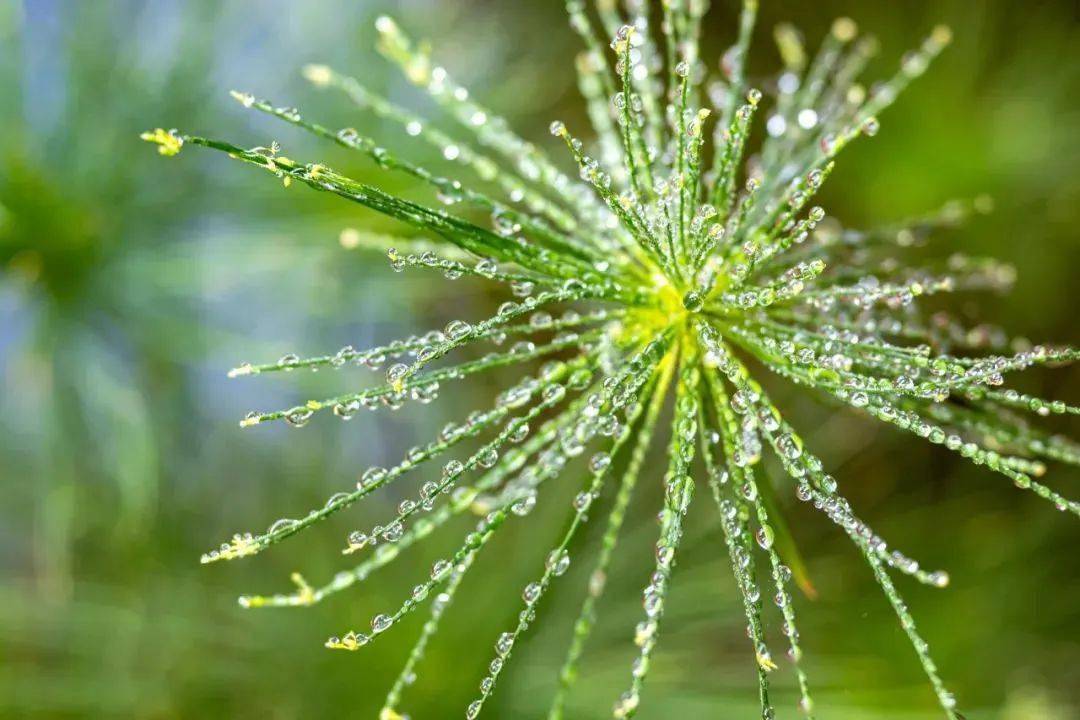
<box><xmin>1</xmin><ymin>1</ymin><xmax>1077</xmax><ymax>718</ymax></box>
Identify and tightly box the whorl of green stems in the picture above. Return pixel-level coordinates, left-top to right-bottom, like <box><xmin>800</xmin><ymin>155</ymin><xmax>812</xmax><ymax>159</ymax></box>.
<box><xmin>146</xmin><ymin>3</ymin><xmax>1074</xmax><ymax>718</ymax></box>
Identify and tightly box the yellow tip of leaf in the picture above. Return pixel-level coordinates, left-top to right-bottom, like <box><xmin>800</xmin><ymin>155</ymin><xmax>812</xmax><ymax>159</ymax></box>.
<box><xmin>140</xmin><ymin>128</ymin><xmax>183</xmax><ymax>156</ymax></box>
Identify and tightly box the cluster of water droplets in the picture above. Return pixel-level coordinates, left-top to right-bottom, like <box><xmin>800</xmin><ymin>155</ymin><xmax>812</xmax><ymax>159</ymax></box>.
<box><xmin>466</xmin><ymin>339</ymin><xmax>668</xmax><ymax>719</ymax></box>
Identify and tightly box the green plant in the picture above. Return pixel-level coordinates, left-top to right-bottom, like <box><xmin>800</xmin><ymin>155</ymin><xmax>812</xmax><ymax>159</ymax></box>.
<box><xmin>146</xmin><ymin>2</ymin><xmax>1078</xmax><ymax>718</ymax></box>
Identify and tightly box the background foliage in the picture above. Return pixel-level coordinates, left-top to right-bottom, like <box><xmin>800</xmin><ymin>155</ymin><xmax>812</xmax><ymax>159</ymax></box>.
<box><xmin>1</xmin><ymin>0</ymin><xmax>1076</xmax><ymax>717</ymax></box>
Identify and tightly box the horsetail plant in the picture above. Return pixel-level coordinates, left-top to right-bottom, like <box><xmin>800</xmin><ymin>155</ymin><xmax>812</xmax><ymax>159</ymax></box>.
<box><xmin>145</xmin><ymin>2</ymin><xmax>1079</xmax><ymax>718</ymax></box>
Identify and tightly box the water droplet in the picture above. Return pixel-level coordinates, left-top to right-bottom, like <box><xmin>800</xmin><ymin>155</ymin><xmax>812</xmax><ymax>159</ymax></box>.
<box><xmin>285</xmin><ymin>408</ymin><xmax>313</xmax><ymax>427</ymax></box>
<box><xmin>333</xmin><ymin>399</ymin><xmax>360</xmax><ymax>420</ymax></box>
<box><xmin>588</xmin><ymin>452</ymin><xmax>611</xmax><ymax>473</ymax></box>
<box><xmin>371</xmin><ymin>614</ymin><xmax>393</xmax><ymax>633</ymax></box>
<box><xmin>546</xmin><ymin>549</ymin><xmax>570</xmax><ymax>576</ymax></box>
<box><xmin>431</xmin><ymin>559</ymin><xmax>451</xmax><ymax>580</ymax></box>
<box><xmin>445</xmin><ymin>319</ymin><xmax>473</xmax><ymax>340</ymax></box>
<box><xmin>682</xmin><ymin>290</ymin><xmax>704</xmax><ymax>312</ymax></box>
<box><xmin>359</xmin><ymin>466</ymin><xmax>388</xmax><ymax>490</ymax></box>
<box><xmin>522</xmin><ymin>582</ymin><xmax>541</xmax><ymax>604</ymax></box>
<box><xmin>511</xmin><ymin>493</ymin><xmax>536</xmax><ymax>516</ymax></box>
<box><xmin>267</xmin><ymin>518</ymin><xmax>299</xmax><ymax>535</ymax></box>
